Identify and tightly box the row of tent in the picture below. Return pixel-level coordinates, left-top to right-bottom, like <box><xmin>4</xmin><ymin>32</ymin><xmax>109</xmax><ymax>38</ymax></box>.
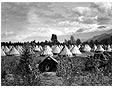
<box><xmin>1</xmin><ymin>44</ymin><xmax>112</xmax><ymax>57</ymax></box>
<box><xmin>1</xmin><ymin>46</ymin><xmax>23</xmax><ymax>56</ymax></box>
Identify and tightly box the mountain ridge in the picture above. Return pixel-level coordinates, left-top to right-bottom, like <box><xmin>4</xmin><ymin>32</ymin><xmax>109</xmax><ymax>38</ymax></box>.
<box><xmin>58</xmin><ymin>29</ymin><xmax>112</xmax><ymax>42</ymax></box>
<box><xmin>87</xmin><ymin>32</ymin><xmax>112</xmax><ymax>42</ymax></box>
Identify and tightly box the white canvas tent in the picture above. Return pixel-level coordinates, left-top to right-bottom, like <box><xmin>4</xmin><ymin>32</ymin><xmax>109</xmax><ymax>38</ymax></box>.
<box><xmin>52</xmin><ymin>45</ymin><xmax>61</xmax><ymax>54</ymax></box>
<box><xmin>69</xmin><ymin>45</ymin><xmax>74</xmax><ymax>50</ymax></box>
<box><xmin>51</xmin><ymin>45</ymin><xmax>56</xmax><ymax>49</ymax></box>
<box><xmin>41</xmin><ymin>45</ymin><xmax>53</xmax><ymax>56</ymax></box>
<box><xmin>34</xmin><ymin>45</ymin><xmax>41</xmax><ymax>52</ymax></box>
<box><xmin>9</xmin><ymin>46</ymin><xmax>20</xmax><ymax>56</ymax></box>
<box><xmin>78</xmin><ymin>45</ymin><xmax>81</xmax><ymax>49</ymax></box>
<box><xmin>106</xmin><ymin>45</ymin><xmax>112</xmax><ymax>52</ymax></box>
<box><xmin>3</xmin><ymin>46</ymin><xmax>10</xmax><ymax>54</ymax></box>
<box><xmin>1</xmin><ymin>49</ymin><xmax>6</xmax><ymax>56</ymax></box>
<box><xmin>39</xmin><ymin>45</ymin><xmax>43</xmax><ymax>51</ymax></box>
<box><xmin>29</xmin><ymin>47</ymin><xmax>35</xmax><ymax>54</ymax></box>
<box><xmin>9</xmin><ymin>46</ymin><xmax>13</xmax><ymax>50</ymax></box>
<box><xmin>1</xmin><ymin>46</ymin><xmax>4</xmax><ymax>50</ymax></box>
<box><xmin>96</xmin><ymin>45</ymin><xmax>105</xmax><ymax>52</ymax></box>
<box><xmin>59</xmin><ymin>45</ymin><xmax>63</xmax><ymax>51</ymax></box>
<box><xmin>16</xmin><ymin>46</ymin><xmax>23</xmax><ymax>54</ymax></box>
<box><xmin>70</xmin><ymin>45</ymin><xmax>82</xmax><ymax>55</ymax></box>
<box><xmin>83</xmin><ymin>44</ymin><xmax>91</xmax><ymax>52</ymax></box>
<box><xmin>43</xmin><ymin>45</ymin><xmax>52</xmax><ymax>51</ymax></box>
<box><xmin>92</xmin><ymin>45</ymin><xmax>97</xmax><ymax>51</ymax></box>
<box><xmin>59</xmin><ymin>45</ymin><xmax>72</xmax><ymax>57</ymax></box>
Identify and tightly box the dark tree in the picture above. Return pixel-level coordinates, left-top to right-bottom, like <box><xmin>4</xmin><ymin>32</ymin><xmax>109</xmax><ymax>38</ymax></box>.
<box><xmin>51</xmin><ymin>34</ymin><xmax>59</xmax><ymax>44</ymax></box>
<box><xmin>76</xmin><ymin>39</ymin><xmax>81</xmax><ymax>45</ymax></box>
<box><xmin>107</xmin><ymin>36</ymin><xmax>112</xmax><ymax>45</ymax></box>
<box><xmin>64</xmin><ymin>39</ymin><xmax>67</xmax><ymax>43</ymax></box>
<box><xmin>70</xmin><ymin>35</ymin><xmax>76</xmax><ymax>44</ymax></box>
<box><xmin>100</xmin><ymin>37</ymin><xmax>112</xmax><ymax>45</ymax></box>
<box><xmin>94</xmin><ymin>40</ymin><xmax>99</xmax><ymax>45</ymax></box>
<box><xmin>31</xmin><ymin>40</ymin><xmax>36</xmax><ymax>47</ymax></box>
<box><xmin>45</xmin><ymin>40</ymin><xmax>48</xmax><ymax>45</ymax></box>
<box><xmin>89</xmin><ymin>40</ymin><xmax>94</xmax><ymax>47</ymax></box>
<box><xmin>16</xmin><ymin>43</ymin><xmax>35</xmax><ymax>85</ymax></box>
<box><xmin>64</xmin><ymin>39</ymin><xmax>69</xmax><ymax>45</ymax></box>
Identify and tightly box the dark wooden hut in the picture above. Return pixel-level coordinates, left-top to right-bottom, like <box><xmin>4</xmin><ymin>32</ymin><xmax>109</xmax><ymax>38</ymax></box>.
<box><xmin>38</xmin><ymin>56</ymin><xmax>58</xmax><ymax>73</ymax></box>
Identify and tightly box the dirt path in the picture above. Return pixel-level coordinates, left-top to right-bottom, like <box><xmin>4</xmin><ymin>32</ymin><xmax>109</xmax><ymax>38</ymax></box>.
<box><xmin>39</xmin><ymin>72</ymin><xmax>63</xmax><ymax>86</ymax></box>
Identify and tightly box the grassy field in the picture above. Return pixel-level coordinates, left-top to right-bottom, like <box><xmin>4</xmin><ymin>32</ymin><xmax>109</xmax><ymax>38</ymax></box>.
<box><xmin>1</xmin><ymin>52</ymin><xmax>112</xmax><ymax>86</ymax></box>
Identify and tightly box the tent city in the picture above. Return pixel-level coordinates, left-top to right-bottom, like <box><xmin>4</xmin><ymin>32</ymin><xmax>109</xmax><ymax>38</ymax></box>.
<box><xmin>1</xmin><ymin>2</ymin><xmax>112</xmax><ymax>86</ymax></box>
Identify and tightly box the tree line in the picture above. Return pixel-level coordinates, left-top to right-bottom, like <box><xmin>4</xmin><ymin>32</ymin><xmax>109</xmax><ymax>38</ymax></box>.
<box><xmin>1</xmin><ymin>34</ymin><xmax>112</xmax><ymax>47</ymax></box>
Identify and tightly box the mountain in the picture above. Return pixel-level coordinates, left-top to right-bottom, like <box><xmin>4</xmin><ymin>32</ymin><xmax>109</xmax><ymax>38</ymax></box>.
<box><xmin>58</xmin><ymin>29</ymin><xmax>112</xmax><ymax>42</ymax></box>
<box><xmin>22</xmin><ymin>29</ymin><xmax>112</xmax><ymax>43</ymax></box>
<box><xmin>87</xmin><ymin>30</ymin><xmax>112</xmax><ymax>42</ymax></box>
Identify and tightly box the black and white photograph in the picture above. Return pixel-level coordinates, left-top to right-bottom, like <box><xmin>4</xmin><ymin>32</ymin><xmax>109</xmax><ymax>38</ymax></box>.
<box><xmin>1</xmin><ymin>1</ymin><xmax>112</xmax><ymax>86</ymax></box>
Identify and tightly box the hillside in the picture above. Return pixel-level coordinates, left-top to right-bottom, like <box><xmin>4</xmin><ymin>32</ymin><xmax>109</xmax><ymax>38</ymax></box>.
<box><xmin>58</xmin><ymin>29</ymin><xmax>112</xmax><ymax>42</ymax></box>
<box><xmin>87</xmin><ymin>31</ymin><xmax>112</xmax><ymax>42</ymax></box>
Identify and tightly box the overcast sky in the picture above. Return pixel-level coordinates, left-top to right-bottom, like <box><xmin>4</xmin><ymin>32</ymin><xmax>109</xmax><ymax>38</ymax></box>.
<box><xmin>1</xmin><ymin>2</ymin><xmax>112</xmax><ymax>42</ymax></box>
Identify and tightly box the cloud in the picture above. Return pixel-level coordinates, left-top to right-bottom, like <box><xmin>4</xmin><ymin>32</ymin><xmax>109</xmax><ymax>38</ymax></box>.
<box><xmin>9</xmin><ymin>27</ymin><xmax>64</xmax><ymax>42</ymax></box>
<box><xmin>72</xmin><ymin>2</ymin><xmax>112</xmax><ymax>25</ymax></box>
<box><xmin>81</xmin><ymin>17</ymin><xmax>97</xmax><ymax>24</ymax></box>
<box><xmin>55</xmin><ymin>20</ymin><xmax>111</xmax><ymax>34</ymax></box>
<box><xmin>73</xmin><ymin>7</ymin><xmax>91</xmax><ymax>16</ymax></box>
<box><xmin>27</xmin><ymin>8</ymin><xmax>45</xmax><ymax>27</ymax></box>
<box><xmin>57</xmin><ymin>20</ymin><xmax>98</xmax><ymax>28</ymax></box>
<box><xmin>90</xmin><ymin>2</ymin><xmax>112</xmax><ymax>24</ymax></box>
<box><xmin>72</xmin><ymin>6</ymin><xmax>98</xmax><ymax>24</ymax></box>
<box><xmin>26</xmin><ymin>8</ymin><xmax>64</xmax><ymax>38</ymax></box>
<box><xmin>1</xmin><ymin>2</ymin><xmax>112</xmax><ymax>42</ymax></box>
<box><xmin>2</xmin><ymin>31</ymin><xmax>14</xmax><ymax>36</ymax></box>
<box><xmin>28</xmin><ymin>27</ymin><xmax>64</xmax><ymax>36</ymax></box>
<box><xmin>76</xmin><ymin>28</ymin><xmax>89</xmax><ymax>33</ymax></box>
<box><xmin>90</xmin><ymin>2</ymin><xmax>112</xmax><ymax>14</ymax></box>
